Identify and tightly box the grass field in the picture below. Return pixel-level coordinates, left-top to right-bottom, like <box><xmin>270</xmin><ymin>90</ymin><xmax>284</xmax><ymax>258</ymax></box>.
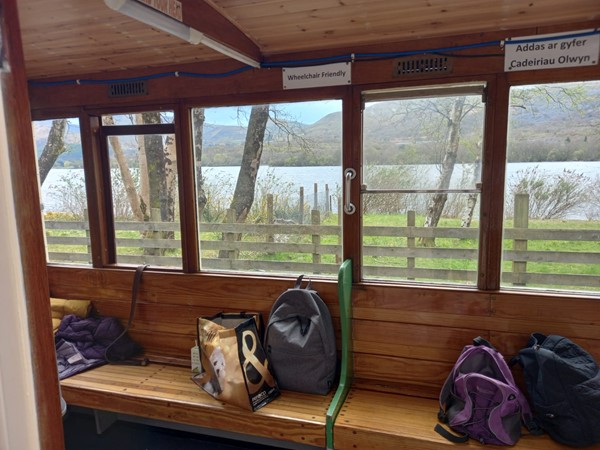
<box><xmin>44</xmin><ymin>212</ymin><xmax>599</xmax><ymax>292</ymax></box>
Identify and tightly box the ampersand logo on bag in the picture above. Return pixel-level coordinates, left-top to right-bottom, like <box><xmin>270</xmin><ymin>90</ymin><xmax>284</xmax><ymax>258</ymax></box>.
<box><xmin>241</xmin><ymin>329</ymin><xmax>274</xmax><ymax>394</ymax></box>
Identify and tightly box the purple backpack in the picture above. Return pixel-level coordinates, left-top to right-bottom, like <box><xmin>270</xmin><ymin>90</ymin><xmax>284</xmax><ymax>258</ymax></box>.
<box><xmin>435</xmin><ymin>337</ymin><xmax>539</xmax><ymax>445</ymax></box>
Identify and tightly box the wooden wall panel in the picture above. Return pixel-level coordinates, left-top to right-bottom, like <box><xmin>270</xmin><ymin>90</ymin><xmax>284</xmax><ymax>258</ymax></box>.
<box><xmin>353</xmin><ymin>284</ymin><xmax>492</xmax><ymax>316</ymax></box>
<box><xmin>48</xmin><ymin>266</ymin><xmax>341</xmax><ymax>306</ymax></box>
<box><xmin>349</xmin><ymin>282</ymin><xmax>600</xmax><ymax>398</ymax></box>
<box><xmin>353</xmin><ymin>353</ymin><xmax>451</xmax><ymax>398</ymax></box>
<box><xmin>353</xmin><ymin>321</ymin><xmax>489</xmax><ymax>363</ymax></box>
<box><xmin>132</xmin><ymin>330</ymin><xmax>194</xmax><ymax>361</ymax></box>
<box><xmin>48</xmin><ymin>265</ymin><xmax>343</xmax><ymax>363</ymax></box>
<box><xmin>49</xmin><ymin>264</ymin><xmax>600</xmax><ymax>401</ymax></box>
<box><xmin>491</xmin><ymin>294</ymin><xmax>600</xmax><ymax>326</ymax></box>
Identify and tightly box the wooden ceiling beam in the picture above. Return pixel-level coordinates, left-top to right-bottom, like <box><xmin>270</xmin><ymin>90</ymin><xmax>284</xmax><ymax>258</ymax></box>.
<box><xmin>181</xmin><ymin>0</ymin><xmax>261</xmax><ymax>64</ymax></box>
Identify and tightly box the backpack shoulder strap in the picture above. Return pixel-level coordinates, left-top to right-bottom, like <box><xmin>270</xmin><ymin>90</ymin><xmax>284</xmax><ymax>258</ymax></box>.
<box><xmin>516</xmin><ymin>391</ymin><xmax>543</xmax><ymax>436</ymax></box>
<box><xmin>105</xmin><ymin>264</ymin><xmax>149</xmax><ymax>366</ymax></box>
<box><xmin>434</xmin><ymin>424</ymin><xmax>469</xmax><ymax>443</ymax></box>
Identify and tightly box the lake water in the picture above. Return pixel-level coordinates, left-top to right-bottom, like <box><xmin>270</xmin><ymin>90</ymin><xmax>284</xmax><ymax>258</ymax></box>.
<box><xmin>41</xmin><ymin>161</ymin><xmax>600</xmax><ymax>219</ymax></box>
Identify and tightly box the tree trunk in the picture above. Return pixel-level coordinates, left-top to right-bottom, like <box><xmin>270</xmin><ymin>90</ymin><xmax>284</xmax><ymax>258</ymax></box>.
<box><xmin>142</xmin><ymin>112</ymin><xmax>171</xmax><ymax>256</ymax></box>
<box><xmin>37</xmin><ymin>118</ymin><xmax>67</xmax><ymax>186</ymax></box>
<box><xmin>421</xmin><ymin>97</ymin><xmax>466</xmax><ymax>246</ymax></box>
<box><xmin>142</xmin><ymin>113</ymin><xmax>169</xmax><ymax>218</ymax></box>
<box><xmin>193</xmin><ymin>108</ymin><xmax>207</xmax><ymax>221</ymax></box>
<box><xmin>163</xmin><ymin>133</ymin><xmax>177</xmax><ymax>239</ymax></box>
<box><xmin>104</xmin><ymin>115</ymin><xmax>145</xmax><ymax>221</ymax></box>
<box><xmin>461</xmin><ymin>156</ymin><xmax>481</xmax><ymax>228</ymax></box>
<box><xmin>219</xmin><ymin>105</ymin><xmax>269</xmax><ymax>259</ymax></box>
<box><xmin>135</xmin><ymin>114</ymin><xmax>150</xmax><ymax>212</ymax></box>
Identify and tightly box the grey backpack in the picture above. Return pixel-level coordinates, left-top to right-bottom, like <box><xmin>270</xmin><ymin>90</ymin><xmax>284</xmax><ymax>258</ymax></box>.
<box><xmin>264</xmin><ymin>275</ymin><xmax>337</xmax><ymax>395</ymax></box>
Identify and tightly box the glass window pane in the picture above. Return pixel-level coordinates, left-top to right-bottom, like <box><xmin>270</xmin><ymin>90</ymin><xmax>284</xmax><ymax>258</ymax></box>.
<box><xmin>502</xmin><ymin>81</ymin><xmax>600</xmax><ymax>294</ymax></box>
<box><xmin>34</xmin><ymin>118</ymin><xmax>91</xmax><ymax>265</ymax></box>
<box><xmin>105</xmin><ymin>112</ymin><xmax>180</xmax><ymax>267</ymax></box>
<box><xmin>361</xmin><ymin>85</ymin><xmax>485</xmax><ymax>285</ymax></box>
<box><xmin>192</xmin><ymin>100</ymin><xmax>342</xmax><ymax>277</ymax></box>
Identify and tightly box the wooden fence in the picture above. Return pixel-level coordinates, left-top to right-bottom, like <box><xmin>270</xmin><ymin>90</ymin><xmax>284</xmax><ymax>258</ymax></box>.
<box><xmin>44</xmin><ymin>208</ymin><xmax>599</xmax><ymax>290</ymax></box>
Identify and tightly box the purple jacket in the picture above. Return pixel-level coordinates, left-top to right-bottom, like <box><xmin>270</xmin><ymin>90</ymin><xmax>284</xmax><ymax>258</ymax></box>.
<box><xmin>55</xmin><ymin>314</ymin><xmax>140</xmax><ymax>361</ymax></box>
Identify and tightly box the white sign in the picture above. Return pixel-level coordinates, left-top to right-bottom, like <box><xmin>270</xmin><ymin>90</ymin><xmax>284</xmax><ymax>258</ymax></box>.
<box><xmin>282</xmin><ymin>62</ymin><xmax>351</xmax><ymax>90</ymax></box>
<box><xmin>505</xmin><ymin>30</ymin><xmax>599</xmax><ymax>72</ymax></box>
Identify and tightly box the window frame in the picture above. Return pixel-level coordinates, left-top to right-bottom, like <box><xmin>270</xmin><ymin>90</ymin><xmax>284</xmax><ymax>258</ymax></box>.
<box><xmin>31</xmin><ymin>71</ymin><xmax>600</xmax><ymax>298</ymax></box>
<box><xmin>101</xmin><ymin>117</ymin><xmax>179</xmax><ymax>267</ymax></box>
<box><xmin>358</xmin><ymin>81</ymin><xmax>488</xmax><ymax>287</ymax></box>
<box><xmin>499</xmin><ymin>79</ymin><xmax>600</xmax><ymax>294</ymax></box>
<box><xmin>188</xmin><ymin>99</ymin><xmax>344</xmax><ymax>277</ymax></box>
<box><xmin>32</xmin><ymin>115</ymin><xmax>92</xmax><ymax>265</ymax></box>
<box><xmin>183</xmin><ymin>88</ymin><xmax>350</xmax><ymax>277</ymax></box>
<box><xmin>83</xmin><ymin>104</ymin><xmax>184</xmax><ymax>270</ymax></box>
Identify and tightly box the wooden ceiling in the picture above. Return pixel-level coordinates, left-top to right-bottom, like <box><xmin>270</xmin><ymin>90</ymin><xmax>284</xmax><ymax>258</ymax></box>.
<box><xmin>17</xmin><ymin>0</ymin><xmax>600</xmax><ymax>81</ymax></box>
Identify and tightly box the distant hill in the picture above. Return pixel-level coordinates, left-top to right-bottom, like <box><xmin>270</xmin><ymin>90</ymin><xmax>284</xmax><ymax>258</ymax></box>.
<box><xmin>33</xmin><ymin>82</ymin><xmax>600</xmax><ymax>168</ymax></box>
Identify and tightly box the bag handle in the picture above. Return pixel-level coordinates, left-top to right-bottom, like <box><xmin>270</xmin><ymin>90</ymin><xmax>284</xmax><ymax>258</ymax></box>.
<box><xmin>294</xmin><ymin>274</ymin><xmax>312</xmax><ymax>290</ymax></box>
<box><xmin>294</xmin><ymin>274</ymin><xmax>304</xmax><ymax>288</ymax></box>
<box><xmin>105</xmin><ymin>264</ymin><xmax>149</xmax><ymax>366</ymax></box>
<box><xmin>473</xmin><ymin>336</ymin><xmax>496</xmax><ymax>350</ymax></box>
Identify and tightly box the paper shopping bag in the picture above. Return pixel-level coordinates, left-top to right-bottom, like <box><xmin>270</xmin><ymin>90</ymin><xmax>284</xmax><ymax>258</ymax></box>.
<box><xmin>192</xmin><ymin>312</ymin><xmax>279</xmax><ymax>411</ymax></box>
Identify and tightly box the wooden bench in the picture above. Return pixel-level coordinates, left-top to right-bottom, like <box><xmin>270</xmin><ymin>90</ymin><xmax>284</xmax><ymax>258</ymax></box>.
<box><xmin>60</xmin><ymin>260</ymin><xmax>354</xmax><ymax>450</ymax></box>
<box><xmin>329</xmin><ymin>271</ymin><xmax>600</xmax><ymax>450</ymax></box>
<box><xmin>333</xmin><ymin>388</ymin><xmax>600</xmax><ymax>450</ymax></box>
<box><xmin>58</xmin><ymin>260</ymin><xmax>600</xmax><ymax>450</ymax></box>
<box><xmin>61</xmin><ymin>364</ymin><xmax>334</xmax><ymax>448</ymax></box>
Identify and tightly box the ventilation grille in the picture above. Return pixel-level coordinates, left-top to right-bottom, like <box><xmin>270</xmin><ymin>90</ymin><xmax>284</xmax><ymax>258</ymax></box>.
<box><xmin>108</xmin><ymin>80</ymin><xmax>148</xmax><ymax>98</ymax></box>
<box><xmin>393</xmin><ymin>55</ymin><xmax>453</xmax><ymax>77</ymax></box>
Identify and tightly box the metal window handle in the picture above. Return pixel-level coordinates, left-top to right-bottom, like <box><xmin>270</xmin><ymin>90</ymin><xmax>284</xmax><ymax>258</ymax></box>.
<box><xmin>344</xmin><ymin>168</ymin><xmax>356</xmax><ymax>215</ymax></box>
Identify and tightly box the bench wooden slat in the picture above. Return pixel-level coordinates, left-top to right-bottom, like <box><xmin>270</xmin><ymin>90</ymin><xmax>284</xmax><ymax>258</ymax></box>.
<box><xmin>62</xmin><ymin>363</ymin><xmax>331</xmax><ymax>447</ymax></box>
<box><xmin>334</xmin><ymin>388</ymin><xmax>600</xmax><ymax>450</ymax></box>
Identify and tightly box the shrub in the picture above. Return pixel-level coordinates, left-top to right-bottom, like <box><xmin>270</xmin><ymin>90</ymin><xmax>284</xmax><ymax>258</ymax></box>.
<box><xmin>507</xmin><ymin>166</ymin><xmax>590</xmax><ymax>219</ymax></box>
